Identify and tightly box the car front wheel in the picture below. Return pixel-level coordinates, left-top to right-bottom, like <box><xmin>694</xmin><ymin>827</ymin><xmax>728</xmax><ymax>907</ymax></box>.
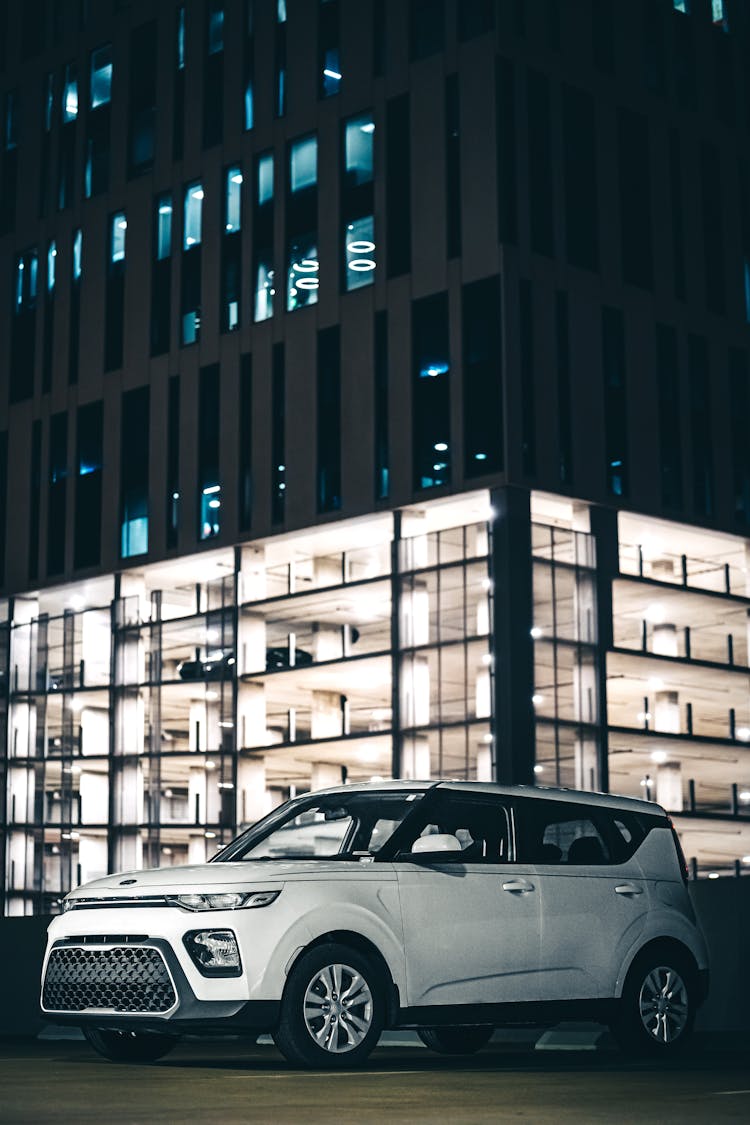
<box><xmin>83</xmin><ymin>1026</ymin><xmax>178</xmax><ymax>1063</ymax></box>
<box><xmin>611</xmin><ymin>949</ymin><xmax>696</xmax><ymax>1057</ymax></box>
<box><xmin>418</xmin><ymin>1026</ymin><xmax>494</xmax><ymax>1055</ymax></box>
<box><xmin>273</xmin><ymin>942</ymin><xmax>386</xmax><ymax>1068</ymax></box>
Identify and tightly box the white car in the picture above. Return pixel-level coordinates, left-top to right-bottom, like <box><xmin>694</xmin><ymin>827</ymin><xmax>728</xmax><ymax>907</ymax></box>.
<box><xmin>41</xmin><ymin>781</ymin><xmax>708</xmax><ymax>1068</ymax></box>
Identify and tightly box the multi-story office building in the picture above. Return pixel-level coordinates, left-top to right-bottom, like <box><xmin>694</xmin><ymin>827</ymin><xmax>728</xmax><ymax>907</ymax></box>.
<box><xmin>1</xmin><ymin>0</ymin><xmax>749</xmax><ymax>915</ymax></box>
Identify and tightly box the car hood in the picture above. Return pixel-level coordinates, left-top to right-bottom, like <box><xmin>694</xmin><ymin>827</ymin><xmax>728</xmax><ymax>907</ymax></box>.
<box><xmin>66</xmin><ymin>859</ymin><xmax>380</xmax><ymax>897</ymax></box>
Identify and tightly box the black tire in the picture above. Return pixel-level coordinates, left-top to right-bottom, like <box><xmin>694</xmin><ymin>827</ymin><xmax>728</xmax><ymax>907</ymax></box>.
<box><xmin>418</xmin><ymin>1025</ymin><xmax>494</xmax><ymax>1055</ymax></box>
<box><xmin>83</xmin><ymin>1026</ymin><xmax>178</xmax><ymax>1063</ymax></box>
<box><xmin>273</xmin><ymin>942</ymin><xmax>386</xmax><ymax>1069</ymax></box>
<box><xmin>610</xmin><ymin>947</ymin><xmax>696</xmax><ymax>1058</ymax></box>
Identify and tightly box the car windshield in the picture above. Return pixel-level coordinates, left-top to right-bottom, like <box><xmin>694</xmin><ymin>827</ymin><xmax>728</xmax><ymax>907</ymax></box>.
<box><xmin>215</xmin><ymin>790</ymin><xmax>425</xmax><ymax>861</ymax></box>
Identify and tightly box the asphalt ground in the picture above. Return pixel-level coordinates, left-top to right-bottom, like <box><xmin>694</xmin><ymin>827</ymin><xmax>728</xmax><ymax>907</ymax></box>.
<box><xmin>1</xmin><ymin>1035</ymin><xmax>749</xmax><ymax>1124</ymax></box>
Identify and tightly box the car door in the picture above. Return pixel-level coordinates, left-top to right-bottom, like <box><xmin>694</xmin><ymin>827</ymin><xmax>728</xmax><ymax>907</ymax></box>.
<box><xmin>394</xmin><ymin>792</ymin><xmax>542</xmax><ymax>1008</ymax></box>
<box><xmin>514</xmin><ymin>797</ymin><xmax>650</xmax><ymax>1001</ymax></box>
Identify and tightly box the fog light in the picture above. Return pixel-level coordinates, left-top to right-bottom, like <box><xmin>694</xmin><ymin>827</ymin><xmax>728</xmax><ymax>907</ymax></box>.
<box><xmin>183</xmin><ymin>929</ymin><xmax>242</xmax><ymax>977</ymax></box>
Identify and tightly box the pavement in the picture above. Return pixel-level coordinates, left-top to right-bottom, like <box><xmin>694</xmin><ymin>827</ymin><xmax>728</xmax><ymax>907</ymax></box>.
<box><xmin>1</xmin><ymin>1033</ymin><xmax>749</xmax><ymax>1124</ymax></box>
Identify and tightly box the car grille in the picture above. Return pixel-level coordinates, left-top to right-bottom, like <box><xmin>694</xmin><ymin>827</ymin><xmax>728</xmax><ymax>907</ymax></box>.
<box><xmin>42</xmin><ymin>945</ymin><xmax>176</xmax><ymax>1014</ymax></box>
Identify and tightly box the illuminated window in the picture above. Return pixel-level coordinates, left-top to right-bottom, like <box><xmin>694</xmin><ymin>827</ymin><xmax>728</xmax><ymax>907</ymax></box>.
<box><xmin>156</xmin><ymin>195</ymin><xmax>172</xmax><ymax>260</ymax></box>
<box><xmin>62</xmin><ymin>63</ymin><xmax>78</xmax><ymax>121</ymax></box>
<box><xmin>342</xmin><ymin>114</ymin><xmax>375</xmax><ymax>291</ymax></box>
<box><xmin>151</xmin><ymin>195</ymin><xmax>172</xmax><ymax>355</ymax></box>
<box><xmin>412</xmin><ymin>293</ymin><xmax>451</xmax><ymax>490</ymax></box>
<box><xmin>120</xmin><ymin>386</ymin><xmax>149</xmax><ymax>558</ymax></box>
<box><xmin>253</xmin><ymin>153</ymin><xmax>274</xmax><ymax>322</ymax></box>
<box><xmin>73</xmin><ymin>229</ymin><xmax>82</xmax><ymax>279</ymax></box>
<box><xmin>319</xmin><ymin>0</ymin><xmax>341</xmax><ymax>97</ymax></box>
<box><xmin>673</xmin><ymin>1</ymin><xmax>689</xmax><ymax>12</ymax></box>
<box><xmin>47</xmin><ymin>241</ymin><xmax>57</xmax><ymax>292</ymax></box>
<box><xmin>89</xmin><ymin>43</ymin><xmax>112</xmax><ymax>107</ymax></box>
<box><xmin>184</xmin><ymin>182</ymin><xmax>203</xmax><ymax>247</ymax></box>
<box><xmin>222</xmin><ymin>168</ymin><xmax>242</xmax><ymax>332</ymax></box>
<box><xmin>225</xmin><ymin>167</ymin><xmax>242</xmax><ymax>232</ymax></box>
<box><xmin>110</xmin><ymin>212</ymin><xmax>127</xmax><ymax>263</ymax></box>
<box><xmin>208</xmin><ymin>1</ymin><xmax>224</xmax><ymax>53</ymax></box>
<box><xmin>712</xmin><ymin>0</ymin><xmax>727</xmax><ymax>29</ymax></box>
<box><xmin>287</xmin><ymin>135</ymin><xmax>319</xmax><ymax>311</ymax></box>
<box><xmin>198</xmin><ymin>365</ymin><xmax>221</xmax><ymax>540</ymax></box>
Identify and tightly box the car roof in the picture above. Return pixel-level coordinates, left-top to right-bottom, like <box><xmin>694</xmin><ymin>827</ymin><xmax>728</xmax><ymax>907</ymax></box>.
<box><xmin>309</xmin><ymin>778</ymin><xmax>665</xmax><ymax>817</ymax></box>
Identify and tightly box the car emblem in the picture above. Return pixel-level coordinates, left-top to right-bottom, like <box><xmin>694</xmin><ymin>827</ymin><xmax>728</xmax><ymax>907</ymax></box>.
<box><xmin>119</xmin><ymin>878</ymin><xmax>137</xmax><ymax>885</ymax></box>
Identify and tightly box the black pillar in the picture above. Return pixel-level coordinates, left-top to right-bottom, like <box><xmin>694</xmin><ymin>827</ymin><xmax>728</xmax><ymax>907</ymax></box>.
<box><xmin>390</xmin><ymin>510</ymin><xmax>402</xmax><ymax>779</ymax></box>
<box><xmin>490</xmin><ymin>485</ymin><xmax>535</xmax><ymax>785</ymax></box>
<box><xmin>589</xmin><ymin>504</ymin><xmax>618</xmax><ymax>794</ymax></box>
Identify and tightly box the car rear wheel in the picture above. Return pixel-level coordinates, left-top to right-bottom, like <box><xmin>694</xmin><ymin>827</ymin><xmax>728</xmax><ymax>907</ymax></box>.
<box><xmin>418</xmin><ymin>1026</ymin><xmax>494</xmax><ymax>1055</ymax></box>
<box><xmin>83</xmin><ymin>1026</ymin><xmax>178</xmax><ymax>1063</ymax></box>
<box><xmin>610</xmin><ymin>949</ymin><xmax>696</xmax><ymax>1057</ymax></box>
<box><xmin>273</xmin><ymin>942</ymin><xmax>386</xmax><ymax>1069</ymax></box>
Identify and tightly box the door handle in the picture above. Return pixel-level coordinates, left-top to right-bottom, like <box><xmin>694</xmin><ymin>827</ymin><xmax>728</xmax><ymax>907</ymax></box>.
<box><xmin>503</xmin><ymin>879</ymin><xmax>534</xmax><ymax>893</ymax></box>
<box><xmin>615</xmin><ymin>883</ymin><xmax>644</xmax><ymax>896</ymax></box>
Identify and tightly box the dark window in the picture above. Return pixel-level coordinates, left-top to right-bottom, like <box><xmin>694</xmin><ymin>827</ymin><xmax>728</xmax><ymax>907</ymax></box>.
<box><xmin>602</xmin><ymin>307</ymin><xmax>628</xmax><ymax>498</ymax></box>
<box><xmin>495</xmin><ymin>57</ymin><xmax>517</xmax><ymax>245</ymax></box>
<box><xmin>271</xmin><ymin>344</ymin><xmax>286</xmax><ymax>524</ymax></box>
<box><xmin>0</xmin><ymin>88</ymin><xmax>19</xmax><ymax>234</ymax></box>
<box><xmin>412</xmin><ymin>292</ymin><xmax>451</xmax><ymax>491</ymax></box>
<box><xmin>655</xmin><ymin>324</ymin><xmax>683</xmax><ymax>510</ymax></box>
<box><xmin>519</xmin><ymin>279</ymin><xmax>536</xmax><ymax>476</ymax></box>
<box><xmin>28</xmin><ymin>421</ymin><xmax>42</xmax><ymax>581</ymax></box>
<box><xmin>562</xmin><ymin>85</ymin><xmax>598</xmax><ymax>271</ymax></box>
<box><xmin>445</xmin><ymin>75</ymin><xmax>461</xmax><ymax>260</ymax></box>
<box><xmin>462</xmin><ymin>276</ymin><xmax>502</xmax><ymax>477</ymax></box>
<box><xmin>74</xmin><ymin>401</ymin><xmax>103</xmax><ymax>569</ymax></box>
<box><xmin>410</xmin><ymin>0</ymin><xmax>444</xmax><ymax>61</ymax></box>
<box><xmin>617</xmin><ymin>107</ymin><xmax>653</xmax><ymax>289</ymax></box>
<box><xmin>319</xmin><ymin>0</ymin><xmax>341</xmax><ymax>98</ymax></box>
<box><xmin>673</xmin><ymin>10</ymin><xmax>698</xmax><ymax>112</ymax></box>
<box><xmin>198</xmin><ymin>365</ymin><xmax>221</xmax><ymax>541</ymax></box>
<box><xmin>592</xmin><ymin>0</ymin><xmax>614</xmax><ymax>73</ymax></box>
<box><xmin>57</xmin><ymin>65</ymin><xmax>77</xmax><ymax>210</ymax></box>
<box><xmin>643</xmin><ymin>0</ymin><xmax>665</xmax><ymax>93</ymax></box>
<box><xmin>275</xmin><ymin>14</ymin><xmax>286</xmax><ymax>117</ymax></box>
<box><xmin>238</xmin><ymin>354</ymin><xmax>252</xmax><ymax>531</ymax></box>
<box><xmin>68</xmin><ymin>230</ymin><xmax>82</xmax><ymax>385</ymax></box>
<box><xmin>42</xmin><ymin>241</ymin><xmax>56</xmax><ymax>393</ymax></box>
<box><xmin>527</xmin><ymin>70</ymin><xmax>554</xmax><ymax>256</ymax></box>
<box><xmin>10</xmin><ymin>249</ymin><xmax>38</xmax><ymax>404</ymax></box>
<box><xmin>700</xmin><ymin>142</ymin><xmax>725</xmax><ymax>315</ymax></box>
<box><xmin>128</xmin><ymin>21</ymin><xmax>157</xmax><ymax>176</ymax></box>
<box><xmin>120</xmin><ymin>387</ymin><xmax>149</xmax><ymax>558</ymax></box>
<box><xmin>556</xmin><ymin>293</ymin><xmax>572</xmax><ymax>486</ymax></box>
<box><xmin>47</xmin><ymin>413</ymin><xmax>68</xmax><ymax>576</ymax></box>
<box><xmin>317</xmin><ymin>327</ymin><xmax>341</xmax><ymax>513</ymax></box>
<box><xmin>173</xmin><ymin>6</ymin><xmax>186</xmax><ymax>160</ymax></box>
<box><xmin>203</xmin><ymin>1</ymin><xmax>224</xmax><ymax>147</ymax></box>
<box><xmin>166</xmin><ymin>376</ymin><xmax>180</xmax><ymax>548</ymax></box>
<box><xmin>374</xmin><ymin>311</ymin><xmax>389</xmax><ymax>501</ymax></box>
<box><xmin>243</xmin><ymin>1</ymin><xmax>254</xmax><ymax>129</ymax></box>
<box><xmin>688</xmin><ymin>335</ymin><xmax>713</xmax><ymax>518</ymax></box>
<box><xmin>373</xmin><ymin>0</ymin><xmax>386</xmax><ymax>76</ymax></box>
<box><xmin>729</xmin><ymin>348</ymin><xmax>750</xmax><ymax>525</ymax></box>
<box><xmin>544</xmin><ymin>0</ymin><xmax>561</xmax><ymax>49</ymax></box>
<box><xmin>386</xmin><ymin>95</ymin><xmax>410</xmax><ymax>278</ymax></box>
<box><xmin>713</xmin><ymin>28</ymin><xmax>735</xmax><ymax>126</ymax></box>
<box><xmin>458</xmin><ymin>0</ymin><xmax>493</xmax><ymax>41</ymax></box>
<box><xmin>516</xmin><ymin>799</ymin><xmax>612</xmax><ymax>866</ymax></box>
<box><xmin>668</xmin><ymin>132</ymin><xmax>686</xmax><ymax>302</ymax></box>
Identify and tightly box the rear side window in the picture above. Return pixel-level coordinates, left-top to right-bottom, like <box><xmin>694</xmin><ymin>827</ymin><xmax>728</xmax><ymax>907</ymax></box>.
<box><xmin>402</xmin><ymin>794</ymin><xmax>511</xmax><ymax>863</ymax></box>
<box><xmin>515</xmin><ymin>799</ymin><xmax>612</xmax><ymax>865</ymax></box>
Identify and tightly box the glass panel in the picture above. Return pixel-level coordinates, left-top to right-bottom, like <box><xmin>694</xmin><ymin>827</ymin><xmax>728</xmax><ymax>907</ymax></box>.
<box><xmin>156</xmin><ymin>195</ymin><xmax>172</xmax><ymax>260</ymax></box>
<box><xmin>90</xmin><ymin>43</ymin><xmax>113</xmax><ymax>107</ymax></box>
<box><xmin>225</xmin><ymin>167</ymin><xmax>242</xmax><ymax>232</ymax></box>
<box><xmin>62</xmin><ymin>63</ymin><xmax>78</xmax><ymax>121</ymax></box>
<box><xmin>290</xmin><ymin>135</ymin><xmax>317</xmax><ymax>193</ymax></box>
<box><xmin>184</xmin><ymin>182</ymin><xmax>203</xmax><ymax>247</ymax></box>
<box><xmin>111</xmin><ymin>213</ymin><xmax>127</xmax><ymax>262</ymax></box>
<box><xmin>345</xmin><ymin>115</ymin><xmax>374</xmax><ymax>183</ymax></box>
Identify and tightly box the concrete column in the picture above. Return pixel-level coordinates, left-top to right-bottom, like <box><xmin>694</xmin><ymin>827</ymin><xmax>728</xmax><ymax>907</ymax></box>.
<box><xmin>401</xmin><ymin>581</ymin><xmax>429</xmax><ymax>648</ymax></box>
<box><xmin>81</xmin><ymin>609</ymin><xmax>111</xmax><ymax>686</ymax></box>
<box><xmin>653</xmin><ymin>623</ymin><xmax>678</xmax><ymax>657</ymax></box>
<box><xmin>311</xmin><ymin>691</ymin><xmax>344</xmax><ymax>740</ymax></box>
<box><xmin>79</xmin><ymin>769</ymin><xmax>108</xmax><ymax>825</ymax></box>
<box><xmin>116</xmin><ymin>832</ymin><xmax>143</xmax><ymax>873</ymax></box>
<box><xmin>401</xmin><ymin>735</ymin><xmax>431</xmax><ymax>779</ymax></box>
<box><xmin>240</xmin><ymin>612</ymin><xmax>266</xmax><ymax>675</ymax></box>
<box><xmin>312</xmin><ymin>623</ymin><xmax>341</xmax><ymax>662</ymax></box>
<box><xmin>8</xmin><ymin>766</ymin><xmax>33</xmax><ymax>822</ymax></box>
<box><xmin>117</xmin><ymin>761</ymin><xmax>144</xmax><ymax>823</ymax></box>
<box><xmin>314</xmin><ymin>555</ymin><xmax>342</xmax><ymax>587</ymax></box>
<box><xmin>237</xmin><ymin>680</ymin><xmax>267</xmax><ymax>748</ymax></box>
<box><xmin>188</xmin><ymin>767</ymin><xmax>206</xmax><ymax>824</ymax></box>
<box><xmin>188</xmin><ymin>834</ymin><xmax>207</xmax><ymax>864</ymax></box>
<box><xmin>311</xmin><ymin>763</ymin><xmax>344</xmax><ymax>791</ymax></box>
<box><xmin>574</xmin><ymin>736</ymin><xmax>599</xmax><ymax>792</ymax></box>
<box><xmin>78</xmin><ymin>834</ymin><xmax>108</xmax><ymax>883</ymax></box>
<box><xmin>189</xmin><ymin>699</ymin><xmax>220</xmax><ymax>753</ymax></box>
<box><xmin>656</xmin><ymin>761</ymin><xmax>683</xmax><ymax>811</ymax></box>
<box><xmin>476</xmin><ymin>741</ymin><xmax>493</xmax><ymax>782</ymax></box>
<box><xmin>238</xmin><ymin>545</ymin><xmax>266</xmax><ymax>604</ymax></box>
<box><xmin>654</xmin><ymin>690</ymin><xmax>680</xmax><ymax>734</ymax></box>
<box><xmin>475</xmin><ymin>662</ymin><xmax>491</xmax><ymax>719</ymax></box>
<box><xmin>81</xmin><ymin>707</ymin><xmax>110</xmax><ymax>758</ymax></box>
<box><xmin>237</xmin><ymin>757</ymin><xmax>270</xmax><ymax>824</ymax></box>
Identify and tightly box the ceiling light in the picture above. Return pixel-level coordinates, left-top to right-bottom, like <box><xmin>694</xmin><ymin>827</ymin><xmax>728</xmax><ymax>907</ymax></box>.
<box><xmin>708</xmin><ymin>872</ymin><xmax>719</xmax><ymax>880</ymax></box>
<box><xmin>69</xmin><ymin>595</ymin><xmax>85</xmax><ymax>611</ymax></box>
<box><xmin>205</xmin><ymin>691</ymin><xmax>219</xmax><ymax>701</ymax></box>
<box><xmin>532</xmin><ymin>694</ymin><xmax>544</xmax><ymax>706</ymax></box>
<box><xmin>204</xmin><ymin>830</ymin><xmax>217</xmax><ymax>839</ymax></box>
<box><xmin>434</xmin><ymin>442</ymin><xmax>448</xmax><ymax>452</ymax></box>
<box><xmin>203</xmin><ymin>484</ymin><xmax>221</xmax><ymax>495</ymax></box>
<box><xmin>650</xmin><ymin>750</ymin><xmax>668</xmax><ymax>765</ymax></box>
<box><xmin>636</xmin><ymin>711</ymin><xmax>652</xmax><ymax>723</ymax></box>
<box><xmin>530</xmin><ymin>626</ymin><xmax>543</xmax><ymax>639</ymax></box>
<box><xmin>68</xmin><ymin>699</ymin><xmax>84</xmax><ymax>713</ymax></box>
<box><xmin>360</xmin><ymin>122</ymin><xmax>375</xmax><ymax>134</ymax></box>
<box><xmin>736</xmin><ymin>728</ymin><xmax>750</xmax><ymax>742</ymax></box>
<box><xmin>742</xmin><ymin>855</ymin><xmax>750</xmax><ymax>864</ymax></box>
<box><xmin>645</xmin><ymin>603</ymin><xmax>666</xmax><ymax>625</ymax></box>
<box><xmin>533</xmin><ymin>764</ymin><xmax>544</xmax><ymax>774</ymax></box>
<box><xmin>162</xmin><ymin>846</ymin><xmax>173</xmax><ymax>855</ymax></box>
<box><xmin>230</xmin><ymin>173</ymin><xmax>243</xmax><ymax>184</ymax></box>
<box><xmin>205</xmin><ymin>760</ymin><xmax>216</xmax><ymax>770</ymax></box>
<box><xmin>648</xmin><ymin>677</ymin><xmax>665</xmax><ymax>692</ymax></box>
<box><xmin>191</xmin><ymin>188</ymin><xmax>204</xmax><ymax>200</ymax></box>
<box><xmin>347</xmin><ymin>240</ymin><xmax>375</xmax><ymax>254</ymax></box>
<box><xmin>739</xmin><ymin>790</ymin><xmax>750</xmax><ymax>802</ymax></box>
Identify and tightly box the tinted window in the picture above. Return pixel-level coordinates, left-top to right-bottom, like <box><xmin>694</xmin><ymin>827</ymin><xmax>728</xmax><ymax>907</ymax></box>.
<box><xmin>516</xmin><ymin>799</ymin><xmax>611</xmax><ymax>865</ymax></box>
<box><xmin>402</xmin><ymin>795</ymin><xmax>510</xmax><ymax>863</ymax></box>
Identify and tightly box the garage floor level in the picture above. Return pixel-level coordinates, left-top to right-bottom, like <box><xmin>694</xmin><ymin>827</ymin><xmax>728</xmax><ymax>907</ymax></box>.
<box><xmin>1</xmin><ymin>1037</ymin><xmax>749</xmax><ymax>1124</ymax></box>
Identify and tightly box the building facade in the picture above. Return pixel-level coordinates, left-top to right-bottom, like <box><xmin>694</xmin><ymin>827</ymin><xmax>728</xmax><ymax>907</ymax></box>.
<box><xmin>1</xmin><ymin>0</ymin><xmax>750</xmax><ymax>915</ymax></box>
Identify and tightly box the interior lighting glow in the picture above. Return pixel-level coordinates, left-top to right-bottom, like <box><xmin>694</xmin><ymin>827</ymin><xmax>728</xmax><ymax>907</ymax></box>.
<box><xmin>650</xmin><ymin>750</ymin><xmax>668</xmax><ymax>764</ymax></box>
<box><xmin>530</xmin><ymin>627</ymin><xmax>543</xmax><ymax>639</ymax></box>
<box><xmin>203</xmin><ymin>484</ymin><xmax>221</xmax><ymax>495</ymax></box>
<box><xmin>323</xmin><ymin>68</ymin><xmax>342</xmax><ymax>80</ymax></box>
<box><xmin>532</xmin><ymin>694</ymin><xmax>544</xmax><ymax>705</ymax></box>
<box><xmin>645</xmin><ymin>603</ymin><xmax>666</xmax><ymax>625</ymax></box>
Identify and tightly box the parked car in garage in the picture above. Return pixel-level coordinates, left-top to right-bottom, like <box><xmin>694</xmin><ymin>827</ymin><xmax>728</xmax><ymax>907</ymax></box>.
<box><xmin>41</xmin><ymin>781</ymin><xmax>708</xmax><ymax>1068</ymax></box>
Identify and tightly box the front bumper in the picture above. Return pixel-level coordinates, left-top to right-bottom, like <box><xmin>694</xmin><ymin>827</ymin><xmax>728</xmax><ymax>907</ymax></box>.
<box><xmin>41</xmin><ymin>934</ymin><xmax>280</xmax><ymax>1034</ymax></box>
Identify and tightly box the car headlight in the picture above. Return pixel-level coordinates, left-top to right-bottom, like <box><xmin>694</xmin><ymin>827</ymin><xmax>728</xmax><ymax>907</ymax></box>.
<box><xmin>166</xmin><ymin>890</ymin><xmax>280</xmax><ymax>912</ymax></box>
<box><xmin>183</xmin><ymin>929</ymin><xmax>242</xmax><ymax>976</ymax></box>
<box><xmin>62</xmin><ymin>897</ymin><xmax>74</xmax><ymax>913</ymax></box>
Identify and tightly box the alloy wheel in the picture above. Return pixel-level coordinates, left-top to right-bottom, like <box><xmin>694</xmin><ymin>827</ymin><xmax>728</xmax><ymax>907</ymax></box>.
<box><xmin>302</xmin><ymin>962</ymin><xmax>374</xmax><ymax>1053</ymax></box>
